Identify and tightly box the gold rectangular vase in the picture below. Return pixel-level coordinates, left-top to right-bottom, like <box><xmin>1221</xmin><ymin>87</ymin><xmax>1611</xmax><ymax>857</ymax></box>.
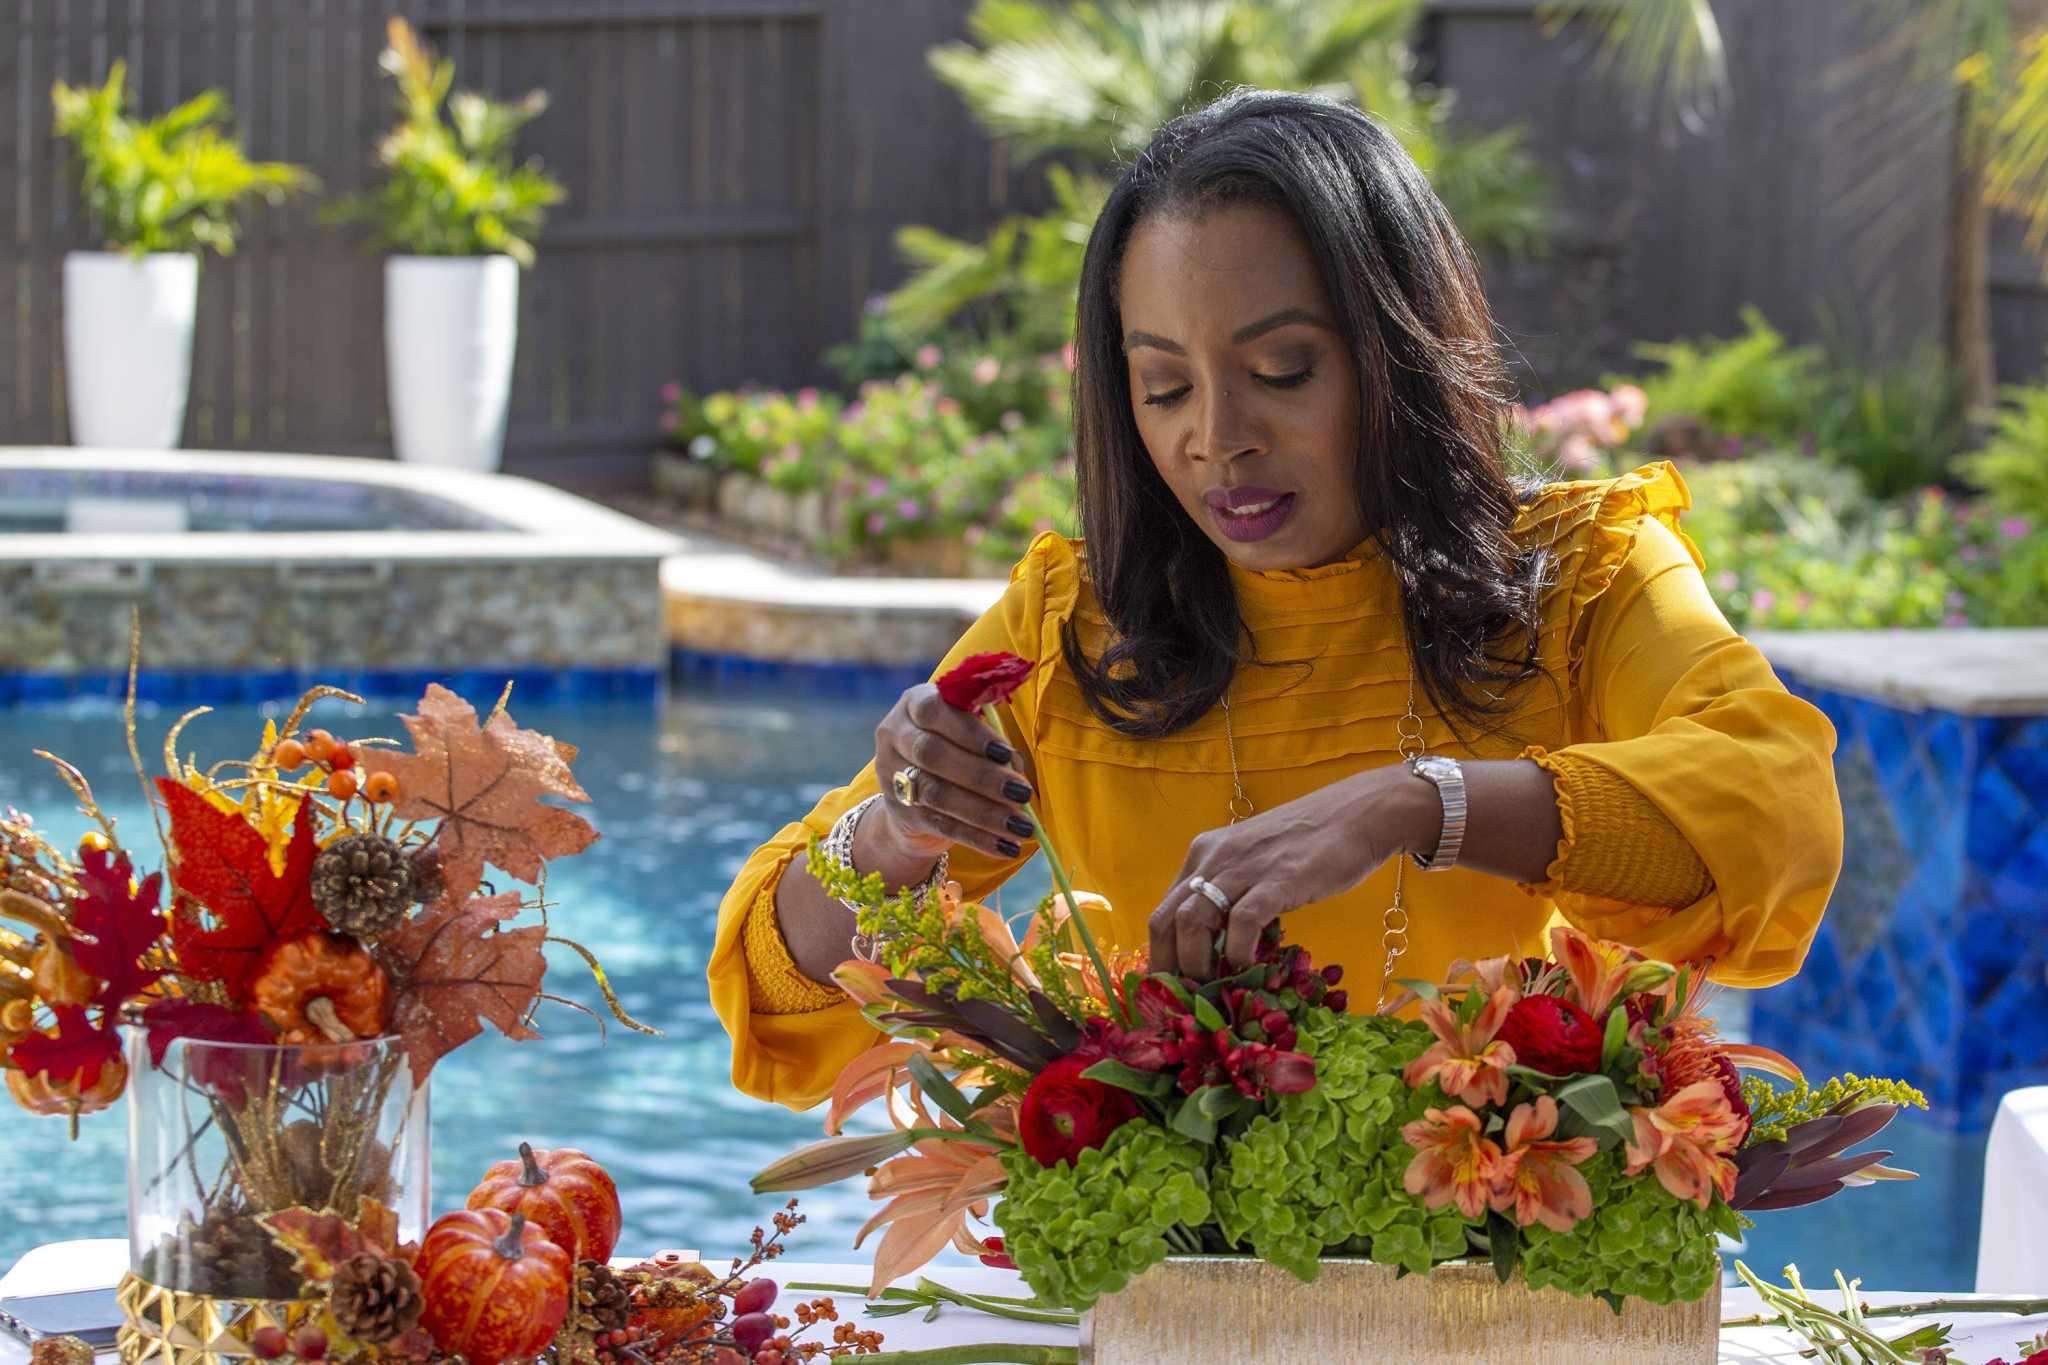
<box><xmin>1080</xmin><ymin>1258</ymin><xmax>1720</xmax><ymax>1365</ymax></box>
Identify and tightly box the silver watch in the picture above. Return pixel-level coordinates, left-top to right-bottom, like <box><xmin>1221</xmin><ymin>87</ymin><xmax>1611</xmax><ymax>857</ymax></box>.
<box><xmin>1407</xmin><ymin>755</ymin><xmax>1467</xmax><ymax>872</ymax></box>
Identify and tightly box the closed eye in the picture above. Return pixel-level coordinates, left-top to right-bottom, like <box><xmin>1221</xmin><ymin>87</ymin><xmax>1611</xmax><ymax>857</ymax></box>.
<box><xmin>1141</xmin><ymin>368</ymin><xmax>1314</xmax><ymax>408</ymax></box>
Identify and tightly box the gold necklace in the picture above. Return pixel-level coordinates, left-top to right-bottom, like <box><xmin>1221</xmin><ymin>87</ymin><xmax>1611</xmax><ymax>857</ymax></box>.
<box><xmin>1219</xmin><ymin>674</ymin><xmax>1423</xmax><ymax>1007</ymax></box>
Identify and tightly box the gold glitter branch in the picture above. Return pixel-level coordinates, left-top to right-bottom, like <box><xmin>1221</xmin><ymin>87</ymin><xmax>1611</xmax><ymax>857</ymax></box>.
<box><xmin>32</xmin><ymin>751</ymin><xmax>118</xmax><ymax>847</ymax></box>
<box><xmin>544</xmin><ymin>935</ymin><xmax>663</xmax><ymax>1037</ymax></box>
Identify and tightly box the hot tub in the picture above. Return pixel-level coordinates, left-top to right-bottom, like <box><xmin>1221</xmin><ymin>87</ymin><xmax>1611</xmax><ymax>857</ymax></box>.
<box><xmin>0</xmin><ymin>448</ymin><xmax>679</xmax><ymax>704</ymax></box>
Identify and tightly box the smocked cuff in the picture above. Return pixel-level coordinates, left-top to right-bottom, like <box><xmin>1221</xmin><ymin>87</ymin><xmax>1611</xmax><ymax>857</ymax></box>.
<box><xmin>742</xmin><ymin>861</ymin><xmax>846</xmax><ymax>1015</ymax></box>
<box><xmin>1520</xmin><ymin>746</ymin><xmax>1714</xmax><ymax>910</ymax></box>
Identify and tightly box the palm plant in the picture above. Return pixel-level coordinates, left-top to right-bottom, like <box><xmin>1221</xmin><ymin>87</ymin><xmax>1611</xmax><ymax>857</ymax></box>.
<box><xmin>1536</xmin><ymin>0</ymin><xmax>2040</xmax><ymax>412</ymax></box>
<box><xmin>889</xmin><ymin>0</ymin><xmax>1552</xmax><ymax>345</ymax></box>
<box><xmin>326</xmin><ymin>19</ymin><xmax>565</xmax><ymax>266</ymax></box>
<box><xmin>51</xmin><ymin>62</ymin><xmax>314</xmax><ymax>256</ymax></box>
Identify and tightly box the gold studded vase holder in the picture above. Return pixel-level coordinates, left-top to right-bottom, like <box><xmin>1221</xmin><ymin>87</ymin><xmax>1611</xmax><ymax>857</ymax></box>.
<box><xmin>1079</xmin><ymin>1256</ymin><xmax>1720</xmax><ymax>1365</ymax></box>
<box><xmin>116</xmin><ymin>1029</ymin><xmax>430</xmax><ymax>1365</ymax></box>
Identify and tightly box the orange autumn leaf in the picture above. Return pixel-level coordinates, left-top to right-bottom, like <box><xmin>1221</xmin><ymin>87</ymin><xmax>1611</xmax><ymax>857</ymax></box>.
<box><xmin>372</xmin><ymin>891</ymin><xmax>545</xmax><ymax>1083</ymax></box>
<box><xmin>355</xmin><ymin>685</ymin><xmax>597</xmax><ymax>902</ymax></box>
<box><xmin>260</xmin><ymin>1197</ymin><xmax>401</xmax><ymax>1284</ymax></box>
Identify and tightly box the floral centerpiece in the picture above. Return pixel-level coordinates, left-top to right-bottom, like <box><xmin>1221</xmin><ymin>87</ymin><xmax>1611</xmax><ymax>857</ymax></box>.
<box><xmin>0</xmin><ymin>670</ymin><xmax>653</xmax><ymax>1330</ymax></box>
<box><xmin>750</xmin><ymin>651</ymin><xmax>1926</xmax><ymax>1359</ymax></box>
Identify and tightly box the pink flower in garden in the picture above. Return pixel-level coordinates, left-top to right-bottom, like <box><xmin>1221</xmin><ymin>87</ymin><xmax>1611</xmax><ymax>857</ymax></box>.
<box><xmin>2001</xmin><ymin>516</ymin><xmax>2031</xmax><ymax>540</ymax></box>
<box><xmin>1946</xmin><ymin>613</ymin><xmax>1970</xmax><ymax>628</ymax></box>
<box><xmin>936</xmin><ymin>397</ymin><xmax>962</xmax><ymax>417</ymax></box>
<box><xmin>1610</xmin><ymin>383</ymin><xmax>1647</xmax><ymax>429</ymax></box>
<box><xmin>1795</xmin><ymin>592</ymin><xmax>1814</xmax><ymax>613</ymax></box>
<box><xmin>1060</xmin><ymin>342</ymin><xmax>1077</xmax><ymax>372</ymax></box>
<box><xmin>898</xmin><ymin>498</ymin><xmax>923</xmax><ymax>521</ymax></box>
<box><xmin>972</xmin><ymin>356</ymin><xmax>1002</xmax><ymax>385</ymax></box>
<box><xmin>1000</xmin><ymin>410</ymin><xmax>1025</xmax><ymax>433</ymax></box>
<box><xmin>867</xmin><ymin>477</ymin><xmax>890</xmax><ymax>497</ymax></box>
<box><xmin>1403</xmin><ymin>986</ymin><xmax>1517</xmax><ymax>1108</ymax></box>
<box><xmin>916</xmin><ymin>344</ymin><xmax>943</xmax><ymax>370</ymax></box>
<box><xmin>963</xmin><ymin>525</ymin><xmax>985</xmax><ymax>547</ymax></box>
<box><xmin>796</xmin><ymin>386</ymin><xmax>821</xmax><ymax>408</ymax></box>
<box><xmin>660</xmin><ymin>380</ymin><xmax>683</xmax><ymax>404</ymax></box>
<box><xmin>865</xmin><ymin>512</ymin><xmax>889</xmax><ymax>536</ymax></box>
<box><xmin>1714</xmin><ymin>570</ymin><xmax>1739</xmax><ymax>593</ymax></box>
<box><xmin>1491</xmin><ymin>1096</ymin><xmax>1598</xmax><ymax>1233</ymax></box>
<box><xmin>1751</xmin><ymin>590</ymin><xmax>1776</xmax><ymax>613</ymax></box>
<box><xmin>1961</xmin><ymin>545</ymin><xmax>1983</xmax><ymax>564</ymax></box>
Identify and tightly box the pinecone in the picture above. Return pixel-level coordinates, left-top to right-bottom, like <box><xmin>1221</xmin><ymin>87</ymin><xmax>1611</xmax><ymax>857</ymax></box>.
<box><xmin>144</xmin><ymin>1208</ymin><xmax>301</xmax><ymax>1298</ymax></box>
<box><xmin>573</xmin><ymin>1260</ymin><xmax>633</xmax><ymax>1335</ymax></box>
<box><xmin>405</xmin><ymin>843</ymin><xmax>445</xmax><ymax>908</ymax></box>
<box><xmin>328</xmin><ymin>1252</ymin><xmax>424</xmax><ymax>1344</ymax></box>
<box><xmin>312</xmin><ymin>833</ymin><xmax>413</xmax><ymax>937</ymax></box>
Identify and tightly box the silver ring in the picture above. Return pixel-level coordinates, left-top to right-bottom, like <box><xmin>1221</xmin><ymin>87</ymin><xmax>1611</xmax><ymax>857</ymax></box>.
<box><xmin>1188</xmin><ymin>876</ymin><xmax>1233</xmax><ymax>912</ymax></box>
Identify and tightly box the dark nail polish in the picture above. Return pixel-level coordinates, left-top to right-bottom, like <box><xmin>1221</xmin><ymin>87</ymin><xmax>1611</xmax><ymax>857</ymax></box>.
<box><xmin>986</xmin><ymin>739</ymin><xmax>1015</xmax><ymax>764</ymax></box>
<box><xmin>1006</xmin><ymin>814</ymin><xmax>1035</xmax><ymax>839</ymax></box>
<box><xmin>996</xmin><ymin>837</ymin><xmax>1023</xmax><ymax>858</ymax></box>
<box><xmin>1002</xmin><ymin>778</ymin><xmax>1032</xmax><ymax>803</ymax></box>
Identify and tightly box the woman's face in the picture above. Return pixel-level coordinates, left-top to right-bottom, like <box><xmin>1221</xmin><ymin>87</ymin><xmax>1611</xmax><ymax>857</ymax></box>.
<box><xmin>1117</xmin><ymin>201</ymin><xmax>1367</xmax><ymax>572</ymax></box>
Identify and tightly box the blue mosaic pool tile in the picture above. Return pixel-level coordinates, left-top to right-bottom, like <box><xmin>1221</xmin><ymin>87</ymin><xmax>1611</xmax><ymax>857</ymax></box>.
<box><xmin>669</xmin><ymin>647</ymin><xmax>938</xmax><ymax>699</ymax></box>
<box><xmin>1752</xmin><ymin>680</ymin><xmax>2048</xmax><ymax>1131</ymax></box>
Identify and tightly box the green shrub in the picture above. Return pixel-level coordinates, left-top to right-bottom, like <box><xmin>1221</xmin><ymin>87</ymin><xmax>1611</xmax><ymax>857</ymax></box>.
<box><xmin>1961</xmin><ymin>381</ymin><xmax>2048</xmax><ymax>526</ymax></box>
<box><xmin>326</xmin><ymin>19</ymin><xmax>565</xmax><ymax>265</ymax></box>
<box><xmin>1622</xmin><ymin>306</ymin><xmax>1823</xmax><ymax>450</ymax></box>
<box><xmin>1804</xmin><ymin>344</ymin><xmax>1960</xmax><ymax>499</ymax></box>
<box><xmin>51</xmin><ymin>62</ymin><xmax>314</xmax><ymax>256</ymax></box>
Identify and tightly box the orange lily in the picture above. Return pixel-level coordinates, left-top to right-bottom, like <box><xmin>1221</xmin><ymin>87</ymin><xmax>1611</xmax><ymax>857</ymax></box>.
<box><xmin>1623</xmin><ymin>1078</ymin><xmax>1746</xmax><ymax>1208</ymax></box>
<box><xmin>857</xmin><ymin>1139</ymin><xmax>1008</xmax><ymax>1293</ymax></box>
<box><xmin>1403</xmin><ymin>986</ymin><xmax>1518</xmax><ymax>1108</ymax></box>
<box><xmin>1491</xmin><ymin>1096</ymin><xmax>1598</xmax><ymax>1233</ymax></box>
<box><xmin>1401</xmin><ymin>1105</ymin><xmax>1506</xmax><ymax>1221</ymax></box>
<box><xmin>1548</xmin><ymin>926</ymin><xmax>1656</xmax><ymax>1018</ymax></box>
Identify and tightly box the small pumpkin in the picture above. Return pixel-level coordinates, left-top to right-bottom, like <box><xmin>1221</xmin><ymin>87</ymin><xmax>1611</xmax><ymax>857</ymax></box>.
<box><xmin>0</xmin><ymin>997</ymin><xmax>35</xmax><ymax>1046</ymax></box>
<box><xmin>249</xmin><ymin>932</ymin><xmax>389</xmax><ymax>1045</ymax></box>
<box><xmin>30</xmin><ymin>939</ymin><xmax>100</xmax><ymax>1009</ymax></box>
<box><xmin>416</xmin><ymin>1209</ymin><xmax>571</xmax><ymax>1365</ymax></box>
<box><xmin>467</xmin><ymin>1142</ymin><xmax>623</xmax><ymax>1264</ymax></box>
<box><xmin>6</xmin><ymin>1053</ymin><xmax>127</xmax><ymax>1119</ymax></box>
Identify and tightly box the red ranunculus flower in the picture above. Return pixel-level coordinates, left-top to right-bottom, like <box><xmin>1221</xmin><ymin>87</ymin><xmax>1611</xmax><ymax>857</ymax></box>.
<box><xmin>977</xmin><ymin>1237</ymin><xmax>1016</xmax><ymax>1270</ymax></box>
<box><xmin>1019</xmin><ymin>1054</ymin><xmax>1139</xmax><ymax>1167</ymax></box>
<box><xmin>1496</xmin><ymin>995</ymin><xmax>1603</xmax><ymax>1076</ymax></box>
<box><xmin>936</xmin><ymin>652</ymin><xmax>1035</xmax><ymax>711</ymax></box>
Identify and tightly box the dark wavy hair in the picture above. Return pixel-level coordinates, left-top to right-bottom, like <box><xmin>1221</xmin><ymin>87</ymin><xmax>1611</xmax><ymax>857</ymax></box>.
<box><xmin>1063</xmin><ymin>88</ymin><xmax>1549</xmax><ymax>739</ymax></box>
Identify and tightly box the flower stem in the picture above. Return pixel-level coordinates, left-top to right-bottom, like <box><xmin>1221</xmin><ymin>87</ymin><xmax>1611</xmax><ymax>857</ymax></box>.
<box><xmin>982</xmin><ymin>703</ymin><xmax>1127</xmax><ymax>1026</ymax></box>
<box><xmin>844</xmin><ymin>1349</ymin><xmax>1077</xmax><ymax>1365</ymax></box>
<box><xmin>786</xmin><ymin>1280</ymin><xmax>1079</xmax><ymax>1328</ymax></box>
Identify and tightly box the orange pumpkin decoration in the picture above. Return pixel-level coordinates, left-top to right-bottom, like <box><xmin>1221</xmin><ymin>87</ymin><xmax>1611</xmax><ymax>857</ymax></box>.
<box><xmin>249</xmin><ymin>932</ymin><xmax>389</xmax><ymax>1045</ymax></box>
<box><xmin>0</xmin><ymin>997</ymin><xmax>35</xmax><ymax>1045</ymax></box>
<box><xmin>467</xmin><ymin>1142</ymin><xmax>623</xmax><ymax>1264</ymax></box>
<box><xmin>416</xmin><ymin>1209</ymin><xmax>571</xmax><ymax>1365</ymax></box>
<box><xmin>6</xmin><ymin>1053</ymin><xmax>127</xmax><ymax>1118</ymax></box>
<box><xmin>30</xmin><ymin>939</ymin><xmax>100</xmax><ymax>1009</ymax></box>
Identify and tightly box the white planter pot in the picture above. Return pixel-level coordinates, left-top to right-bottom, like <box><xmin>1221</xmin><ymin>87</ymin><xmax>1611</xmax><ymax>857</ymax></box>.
<box><xmin>385</xmin><ymin>255</ymin><xmax>519</xmax><ymax>471</ymax></box>
<box><xmin>63</xmin><ymin>251</ymin><xmax>199</xmax><ymax>449</ymax></box>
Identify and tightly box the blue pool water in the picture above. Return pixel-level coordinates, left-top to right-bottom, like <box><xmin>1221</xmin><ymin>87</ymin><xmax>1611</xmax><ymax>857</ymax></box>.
<box><xmin>0</xmin><ymin>687</ymin><xmax>1985</xmax><ymax>1291</ymax></box>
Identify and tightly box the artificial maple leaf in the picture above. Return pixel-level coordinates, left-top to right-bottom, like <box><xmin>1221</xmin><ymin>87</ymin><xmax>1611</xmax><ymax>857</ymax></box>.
<box><xmin>355</xmin><ymin>686</ymin><xmax>597</xmax><ymax>902</ymax></box>
<box><xmin>259</xmin><ymin>1196</ymin><xmax>399</xmax><ymax>1284</ymax></box>
<box><xmin>157</xmin><ymin>778</ymin><xmax>324</xmax><ymax>1003</ymax></box>
<box><xmin>372</xmin><ymin>891</ymin><xmax>546</xmax><ymax>1084</ymax></box>
<box><xmin>10</xmin><ymin>1007</ymin><xmax>121</xmax><ymax>1087</ymax></box>
<box><xmin>139</xmin><ymin>998</ymin><xmax>275</xmax><ymax>1067</ymax></box>
<box><xmin>68</xmin><ymin>844</ymin><xmax>167</xmax><ymax>1009</ymax></box>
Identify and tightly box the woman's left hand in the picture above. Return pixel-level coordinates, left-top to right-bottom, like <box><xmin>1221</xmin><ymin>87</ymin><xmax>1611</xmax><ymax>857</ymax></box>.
<box><xmin>1149</xmin><ymin>765</ymin><xmax>1437</xmax><ymax>980</ymax></box>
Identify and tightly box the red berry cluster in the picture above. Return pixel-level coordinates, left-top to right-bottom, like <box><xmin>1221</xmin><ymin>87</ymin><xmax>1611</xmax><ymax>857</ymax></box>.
<box><xmin>247</xmin><ymin>1325</ymin><xmax>326</xmax><ymax>1362</ymax></box>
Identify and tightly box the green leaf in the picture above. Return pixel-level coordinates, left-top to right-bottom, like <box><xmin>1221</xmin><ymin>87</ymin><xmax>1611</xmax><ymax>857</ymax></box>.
<box><xmin>1191</xmin><ymin>993</ymin><xmax>1226</xmax><ymax>1032</ymax></box>
<box><xmin>1168</xmin><ymin>1098</ymin><xmax>1219</xmax><ymax>1145</ymax></box>
<box><xmin>1486</xmin><ymin>1211</ymin><xmax>1520</xmax><ymax>1284</ymax></box>
<box><xmin>908</xmin><ymin>1052</ymin><xmax>979</xmax><ymax>1125</ymax></box>
<box><xmin>1081</xmin><ymin>1058</ymin><xmax>1174</xmax><ymax>1099</ymax></box>
<box><xmin>1553</xmin><ymin>1073</ymin><xmax>1635</xmax><ymax>1149</ymax></box>
<box><xmin>1600</xmin><ymin>1004</ymin><xmax>1631</xmax><ymax>1070</ymax></box>
<box><xmin>1154</xmin><ymin>973</ymin><xmax>1198</xmax><ymax>1011</ymax></box>
<box><xmin>1194</xmin><ymin>1084</ymin><xmax>1239</xmax><ymax>1120</ymax></box>
<box><xmin>1594</xmin><ymin>1288</ymin><xmax>1626</xmax><ymax>1316</ymax></box>
<box><xmin>1391</xmin><ymin>977</ymin><xmax>1440</xmax><ymax>1000</ymax></box>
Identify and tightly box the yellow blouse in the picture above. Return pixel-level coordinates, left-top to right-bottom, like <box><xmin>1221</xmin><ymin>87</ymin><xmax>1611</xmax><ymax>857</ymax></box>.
<box><xmin>708</xmin><ymin>463</ymin><xmax>1843</xmax><ymax>1110</ymax></box>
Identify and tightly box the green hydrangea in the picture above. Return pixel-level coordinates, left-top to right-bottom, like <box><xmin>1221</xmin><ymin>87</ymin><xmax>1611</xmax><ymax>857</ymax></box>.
<box><xmin>993</xmin><ymin>1120</ymin><xmax>1213</xmax><ymax>1311</ymax></box>
<box><xmin>1518</xmin><ymin>1151</ymin><xmax>1737</xmax><ymax>1304</ymax></box>
<box><xmin>1211</xmin><ymin>1012</ymin><xmax>1466</xmax><ymax>1281</ymax></box>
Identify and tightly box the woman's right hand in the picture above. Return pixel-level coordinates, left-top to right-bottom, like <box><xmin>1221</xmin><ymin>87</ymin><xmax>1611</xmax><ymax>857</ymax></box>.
<box><xmin>871</xmin><ymin>684</ymin><xmax>1037</xmax><ymax>863</ymax></box>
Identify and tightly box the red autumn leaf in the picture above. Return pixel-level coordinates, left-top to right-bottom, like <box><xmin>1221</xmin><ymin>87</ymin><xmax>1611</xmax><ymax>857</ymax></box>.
<box><xmin>157</xmin><ymin>779</ymin><xmax>324</xmax><ymax>1004</ymax></box>
<box><xmin>355</xmin><ymin>686</ymin><xmax>597</xmax><ymax>902</ymax></box>
<box><xmin>139</xmin><ymin>998</ymin><xmax>276</xmax><ymax>1068</ymax></box>
<box><xmin>935</xmin><ymin>651</ymin><xmax>1035</xmax><ymax>711</ymax></box>
<box><xmin>10</xmin><ymin>1006</ymin><xmax>121</xmax><ymax>1087</ymax></box>
<box><xmin>372</xmin><ymin>891</ymin><xmax>546</xmax><ymax>1084</ymax></box>
<box><xmin>69</xmin><ymin>844</ymin><xmax>167</xmax><ymax>1009</ymax></box>
<box><xmin>259</xmin><ymin>1197</ymin><xmax>399</xmax><ymax>1285</ymax></box>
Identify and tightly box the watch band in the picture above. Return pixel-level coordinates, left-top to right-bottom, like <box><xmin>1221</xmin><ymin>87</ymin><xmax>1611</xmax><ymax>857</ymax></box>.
<box><xmin>1408</xmin><ymin>755</ymin><xmax>1467</xmax><ymax>872</ymax></box>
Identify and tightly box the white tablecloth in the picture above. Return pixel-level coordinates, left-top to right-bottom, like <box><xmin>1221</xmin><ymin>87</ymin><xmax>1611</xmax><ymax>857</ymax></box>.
<box><xmin>7</xmin><ymin>1239</ymin><xmax>2047</xmax><ymax>1364</ymax></box>
<box><xmin>1980</xmin><ymin>1086</ymin><xmax>2048</xmax><ymax>1294</ymax></box>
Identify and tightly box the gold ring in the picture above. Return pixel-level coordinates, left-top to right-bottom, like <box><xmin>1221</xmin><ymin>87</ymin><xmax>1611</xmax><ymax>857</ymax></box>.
<box><xmin>892</xmin><ymin>765</ymin><xmax>922</xmax><ymax>807</ymax></box>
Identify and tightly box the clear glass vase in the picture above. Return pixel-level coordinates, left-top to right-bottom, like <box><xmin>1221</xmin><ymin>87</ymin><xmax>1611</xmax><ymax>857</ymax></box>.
<box><xmin>124</xmin><ymin>1028</ymin><xmax>430</xmax><ymax>1300</ymax></box>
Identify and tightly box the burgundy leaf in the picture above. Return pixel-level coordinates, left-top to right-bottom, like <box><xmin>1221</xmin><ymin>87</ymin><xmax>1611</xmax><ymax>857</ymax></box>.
<box><xmin>1772</xmin><ymin>1150</ymin><xmax>1895</xmax><ymax>1192</ymax></box>
<box><xmin>1739</xmin><ymin>1181</ymin><xmax>1846</xmax><ymax>1212</ymax></box>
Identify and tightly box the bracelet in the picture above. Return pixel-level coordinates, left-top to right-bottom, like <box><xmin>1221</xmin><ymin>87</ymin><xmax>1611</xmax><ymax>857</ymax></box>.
<box><xmin>822</xmin><ymin>794</ymin><xmax>950</xmax><ymax>962</ymax></box>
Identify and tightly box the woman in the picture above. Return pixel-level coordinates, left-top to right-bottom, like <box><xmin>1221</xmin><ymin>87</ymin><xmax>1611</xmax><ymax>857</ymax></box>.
<box><xmin>709</xmin><ymin>90</ymin><xmax>1842</xmax><ymax>1110</ymax></box>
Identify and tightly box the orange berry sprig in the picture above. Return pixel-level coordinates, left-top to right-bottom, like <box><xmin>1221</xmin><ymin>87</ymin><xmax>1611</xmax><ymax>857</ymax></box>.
<box><xmin>270</xmin><ymin>729</ymin><xmax>401</xmax><ymax>805</ymax></box>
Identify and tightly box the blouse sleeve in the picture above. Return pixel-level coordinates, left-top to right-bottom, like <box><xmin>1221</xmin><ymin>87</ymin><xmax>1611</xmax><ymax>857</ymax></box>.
<box><xmin>1525</xmin><ymin>466</ymin><xmax>1843</xmax><ymax>986</ymax></box>
<box><xmin>706</xmin><ymin>533</ymin><xmax>1079</xmax><ymax>1111</ymax></box>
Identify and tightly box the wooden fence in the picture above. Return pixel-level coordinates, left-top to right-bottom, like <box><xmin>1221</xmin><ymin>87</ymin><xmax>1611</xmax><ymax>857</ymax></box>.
<box><xmin>0</xmin><ymin>0</ymin><xmax>2032</xmax><ymax>482</ymax></box>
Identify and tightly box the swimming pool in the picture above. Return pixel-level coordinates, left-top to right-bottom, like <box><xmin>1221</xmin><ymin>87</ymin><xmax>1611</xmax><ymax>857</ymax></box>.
<box><xmin>0</xmin><ymin>686</ymin><xmax>1986</xmax><ymax>1291</ymax></box>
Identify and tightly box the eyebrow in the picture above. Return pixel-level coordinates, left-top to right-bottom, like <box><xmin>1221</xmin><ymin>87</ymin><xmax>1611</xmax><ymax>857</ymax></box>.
<box><xmin>1122</xmin><ymin>307</ymin><xmax>1336</xmax><ymax>356</ymax></box>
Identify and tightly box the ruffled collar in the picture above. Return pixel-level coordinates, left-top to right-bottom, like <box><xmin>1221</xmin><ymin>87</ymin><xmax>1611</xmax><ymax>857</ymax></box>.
<box><xmin>1225</xmin><ymin>536</ymin><xmax>1391</xmax><ymax>615</ymax></box>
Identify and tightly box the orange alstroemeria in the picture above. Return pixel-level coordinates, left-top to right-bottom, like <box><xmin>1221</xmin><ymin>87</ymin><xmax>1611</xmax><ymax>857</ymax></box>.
<box><xmin>1401</xmin><ymin>1105</ymin><xmax>1506</xmax><ymax>1221</ymax></box>
<box><xmin>1491</xmin><ymin>1095</ymin><xmax>1598</xmax><ymax>1233</ymax></box>
<box><xmin>1623</xmin><ymin>1078</ymin><xmax>1746</xmax><ymax>1208</ymax></box>
<box><xmin>1403</xmin><ymin>986</ymin><xmax>1518</xmax><ymax>1108</ymax></box>
<box><xmin>1549</xmin><ymin>925</ymin><xmax>1650</xmax><ymax>1018</ymax></box>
